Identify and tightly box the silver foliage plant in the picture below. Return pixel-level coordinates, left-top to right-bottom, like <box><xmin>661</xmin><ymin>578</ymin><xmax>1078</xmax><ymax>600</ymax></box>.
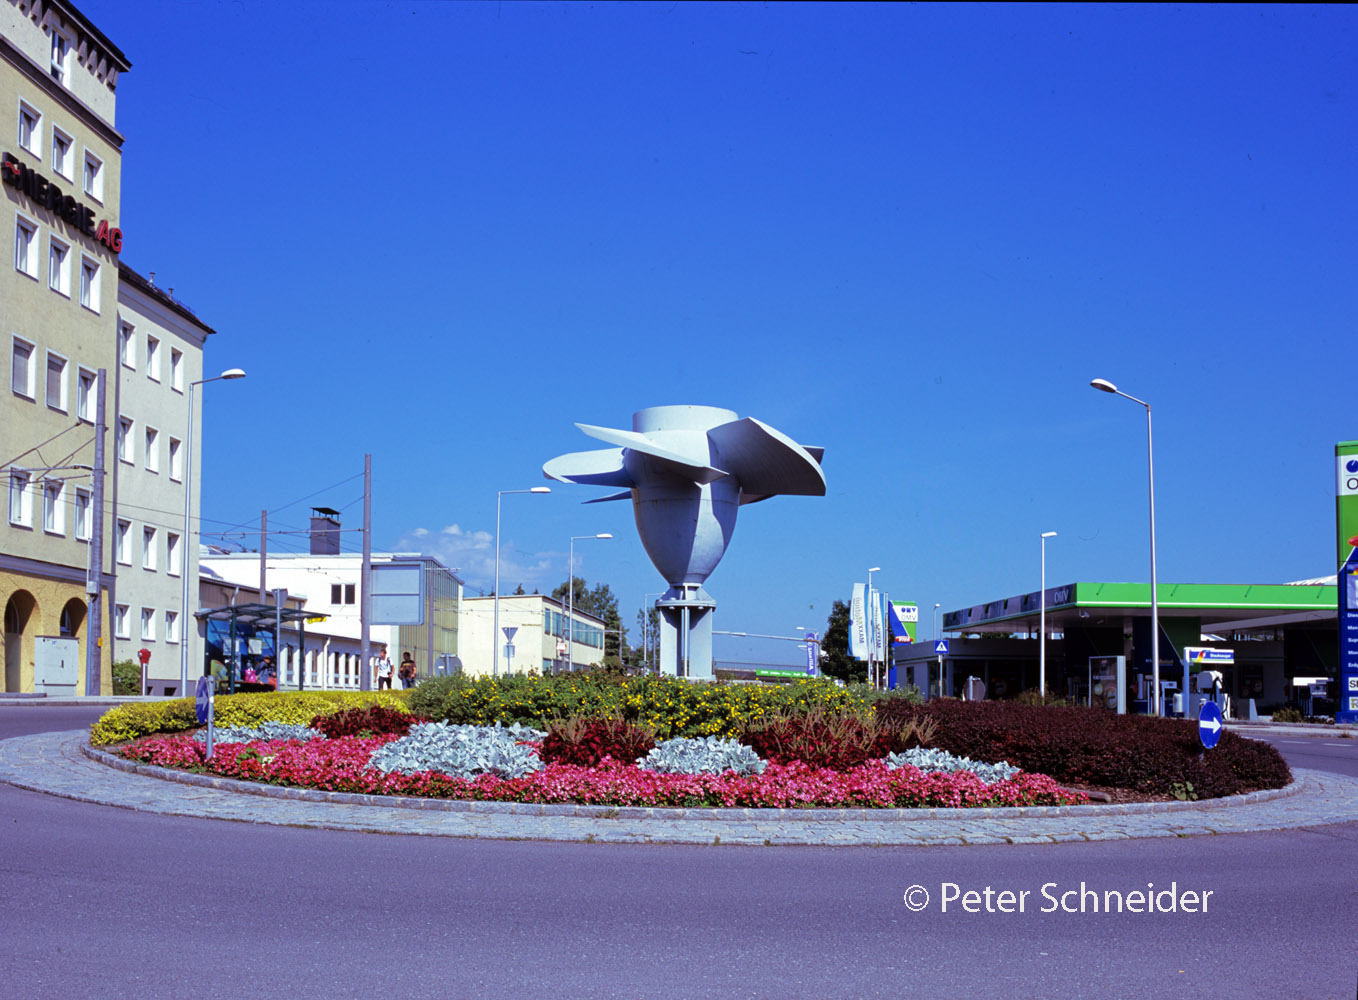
<box><xmin>884</xmin><ymin>747</ymin><xmax>1021</xmax><ymax>785</ymax></box>
<box><xmin>369</xmin><ymin>721</ymin><xmax>546</xmax><ymax>779</ymax></box>
<box><xmin>638</xmin><ymin>736</ymin><xmax>766</xmax><ymax>776</ymax></box>
<box><xmin>194</xmin><ymin>722</ymin><xmax>324</xmax><ymax>744</ymax></box>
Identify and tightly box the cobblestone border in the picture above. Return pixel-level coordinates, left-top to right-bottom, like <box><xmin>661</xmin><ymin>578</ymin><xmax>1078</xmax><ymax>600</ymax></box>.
<box><xmin>83</xmin><ymin>742</ymin><xmax>1302</xmax><ymax>824</ymax></box>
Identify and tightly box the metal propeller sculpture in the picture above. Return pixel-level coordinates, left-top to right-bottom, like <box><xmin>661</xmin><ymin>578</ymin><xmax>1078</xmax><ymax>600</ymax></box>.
<box><xmin>544</xmin><ymin>405</ymin><xmax>825</xmax><ymax>679</ymax></box>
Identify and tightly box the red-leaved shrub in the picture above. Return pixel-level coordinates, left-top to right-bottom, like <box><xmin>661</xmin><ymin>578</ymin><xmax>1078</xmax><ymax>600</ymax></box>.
<box><xmin>309</xmin><ymin>705</ymin><xmax>422</xmax><ymax>739</ymax></box>
<box><xmin>740</xmin><ymin>708</ymin><xmax>935</xmax><ymax>771</ymax></box>
<box><xmin>539</xmin><ymin>716</ymin><xmax>657</xmax><ymax>768</ymax></box>
<box><xmin>873</xmin><ymin>698</ymin><xmax>1290</xmax><ymax>797</ymax></box>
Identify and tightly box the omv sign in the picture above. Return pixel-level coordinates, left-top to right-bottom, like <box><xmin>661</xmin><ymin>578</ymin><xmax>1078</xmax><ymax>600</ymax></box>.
<box><xmin>1340</xmin><ymin>456</ymin><xmax>1358</xmax><ymax>496</ymax></box>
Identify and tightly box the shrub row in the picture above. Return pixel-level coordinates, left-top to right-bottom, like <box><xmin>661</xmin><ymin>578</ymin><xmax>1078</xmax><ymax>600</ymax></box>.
<box><xmin>89</xmin><ymin>689</ymin><xmax>411</xmax><ymax>745</ymax></box>
<box><xmin>874</xmin><ymin>699</ymin><xmax>1291</xmax><ymax>797</ymax></box>
<box><xmin>407</xmin><ymin>673</ymin><xmax>915</xmax><ymax>739</ymax></box>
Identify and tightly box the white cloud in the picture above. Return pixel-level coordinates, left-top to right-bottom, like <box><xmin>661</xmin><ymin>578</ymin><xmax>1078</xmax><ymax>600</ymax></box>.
<box><xmin>392</xmin><ymin>523</ymin><xmax>555</xmax><ymax>597</ymax></box>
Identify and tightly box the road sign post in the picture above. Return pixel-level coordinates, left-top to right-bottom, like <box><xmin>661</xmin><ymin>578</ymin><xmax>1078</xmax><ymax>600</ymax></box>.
<box><xmin>1198</xmin><ymin>701</ymin><xmax>1223</xmax><ymax>750</ymax></box>
<box><xmin>194</xmin><ymin>674</ymin><xmax>215</xmax><ymax>760</ymax></box>
<box><xmin>933</xmin><ymin>640</ymin><xmax>949</xmax><ymax>700</ymax></box>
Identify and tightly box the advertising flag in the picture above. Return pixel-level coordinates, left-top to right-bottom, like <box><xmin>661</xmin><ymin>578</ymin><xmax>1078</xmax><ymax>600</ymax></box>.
<box><xmin>849</xmin><ymin>583</ymin><xmax>868</xmax><ymax>661</ymax></box>
<box><xmin>871</xmin><ymin>589</ymin><xmax>887</xmax><ymax>660</ymax></box>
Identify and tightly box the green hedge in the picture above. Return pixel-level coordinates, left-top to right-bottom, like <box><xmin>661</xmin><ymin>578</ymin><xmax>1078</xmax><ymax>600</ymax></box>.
<box><xmin>89</xmin><ymin>689</ymin><xmax>411</xmax><ymax>745</ymax></box>
<box><xmin>408</xmin><ymin>673</ymin><xmax>917</xmax><ymax>739</ymax></box>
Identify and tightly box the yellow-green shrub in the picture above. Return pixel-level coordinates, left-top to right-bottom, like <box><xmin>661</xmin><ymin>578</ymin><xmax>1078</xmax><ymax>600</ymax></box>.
<box><xmin>417</xmin><ymin>673</ymin><xmax>891</xmax><ymax>740</ymax></box>
<box><xmin>89</xmin><ymin>689</ymin><xmax>411</xmax><ymax>745</ymax></box>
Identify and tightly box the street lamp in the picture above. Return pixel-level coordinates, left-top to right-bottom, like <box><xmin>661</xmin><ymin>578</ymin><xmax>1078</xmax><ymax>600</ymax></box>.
<box><xmin>1040</xmin><ymin>531</ymin><xmax>1057</xmax><ymax>700</ymax></box>
<box><xmin>933</xmin><ymin>603</ymin><xmax>941</xmax><ymax>639</ymax></box>
<box><xmin>1091</xmin><ymin>377</ymin><xmax>1160</xmax><ymax>715</ymax></box>
<box><xmin>567</xmin><ymin>533</ymin><xmax>612</xmax><ymax>672</ymax></box>
<box><xmin>494</xmin><ymin>486</ymin><xmax>550</xmax><ymax>678</ymax></box>
<box><xmin>867</xmin><ymin>566</ymin><xmax>881</xmax><ymax>689</ymax></box>
<box><xmin>643</xmin><ymin>592</ymin><xmax>664</xmax><ymax>672</ymax></box>
<box><xmin>179</xmin><ymin>368</ymin><xmax>246</xmax><ymax>695</ymax></box>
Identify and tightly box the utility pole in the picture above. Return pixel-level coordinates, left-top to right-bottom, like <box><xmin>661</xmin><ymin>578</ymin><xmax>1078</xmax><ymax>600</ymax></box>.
<box><xmin>84</xmin><ymin>369</ymin><xmax>107</xmax><ymax>694</ymax></box>
<box><xmin>259</xmin><ymin>509</ymin><xmax>267</xmax><ymax>603</ymax></box>
<box><xmin>359</xmin><ymin>453</ymin><xmax>372</xmax><ymax>690</ymax></box>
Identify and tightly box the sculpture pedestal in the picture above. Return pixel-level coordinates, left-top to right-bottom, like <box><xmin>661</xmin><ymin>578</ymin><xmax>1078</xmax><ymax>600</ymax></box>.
<box><xmin>657</xmin><ymin>586</ymin><xmax>716</xmax><ymax>680</ymax></box>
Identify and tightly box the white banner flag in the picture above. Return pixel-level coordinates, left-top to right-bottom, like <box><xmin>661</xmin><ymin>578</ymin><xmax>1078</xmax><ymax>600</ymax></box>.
<box><xmin>849</xmin><ymin>583</ymin><xmax>869</xmax><ymax>660</ymax></box>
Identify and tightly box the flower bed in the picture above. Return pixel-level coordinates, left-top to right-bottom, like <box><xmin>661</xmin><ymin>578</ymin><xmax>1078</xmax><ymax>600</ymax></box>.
<box><xmin>117</xmin><ymin>729</ymin><xmax>1085</xmax><ymax>810</ymax></box>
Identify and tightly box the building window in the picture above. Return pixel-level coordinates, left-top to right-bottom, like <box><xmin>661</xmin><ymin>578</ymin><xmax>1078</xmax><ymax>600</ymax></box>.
<box><xmin>45</xmin><ymin>352</ymin><xmax>67</xmax><ymax>412</ymax></box>
<box><xmin>8</xmin><ymin>470</ymin><xmax>33</xmax><ymax>526</ymax></box>
<box><xmin>50</xmin><ymin>29</ymin><xmax>72</xmax><ymax>85</ymax></box>
<box><xmin>117</xmin><ymin>416</ymin><xmax>133</xmax><ymax>463</ymax></box>
<box><xmin>140</xmin><ymin>607</ymin><xmax>157</xmax><ymax>640</ymax></box>
<box><xmin>142</xmin><ymin>526</ymin><xmax>157</xmax><ymax>570</ymax></box>
<box><xmin>74</xmin><ymin>487</ymin><xmax>91</xmax><ymax>540</ymax></box>
<box><xmin>51</xmin><ymin>127</ymin><xmax>73</xmax><ymax>179</ymax></box>
<box><xmin>114</xmin><ymin>604</ymin><xmax>130</xmax><ymax>639</ymax></box>
<box><xmin>79</xmin><ymin>256</ymin><xmax>99</xmax><ymax>311</ymax></box>
<box><xmin>144</xmin><ymin>426</ymin><xmax>159</xmax><ymax>473</ymax></box>
<box><xmin>11</xmin><ymin>337</ymin><xmax>35</xmax><ymax>399</ymax></box>
<box><xmin>42</xmin><ymin>479</ymin><xmax>64</xmax><ymax>534</ymax></box>
<box><xmin>48</xmin><ymin>237</ymin><xmax>69</xmax><ymax>296</ymax></box>
<box><xmin>83</xmin><ymin>150</ymin><xmax>103</xmax><ymax>202</ymax></box>
<box><xmin>165</xmin><ymin>610</ymin><xmax>179</xmax><ymax>644</ymax></box>
<box><xmin>116</xmin><ymin>518</ymin><xmax>131</xmax><ymax>564</ymax></box>
<box><xmin>330</xmin><ymin>583</ymin><xmax>357</xmax><ymax>605</ymax></box>
<box><xmin>169</xmin><ymin>436</ymin><xmax>182</xmax><ymax>481</ymax></box>
<box><xmin>76</xmin><ymin>368</ymin><xmax>95</xmax><ymax>421</ymax></box>
<box><xmin>167</xmin><ymin>531</ymin><xmax>180</xmax><ymax>575</ymax></box>
<box><xmin>146</xmin><ymin>336</ymin><xmax>160</xmax><ymax>381</ymax></box>
<box><xmin>18</xmin><ymin>102</ymin><xmax>41</xmax><ymax>157</ymax></box>
<box><xmin>14</xmin><ymin>216</ymin><xmax>38</xmax><ymax>278</ymax></box>
<box><xmin>119</xmin><ymin>322</ymin><xmax>135</xmax><ymax>368</ymax></box>
<box><xmin>170</xmin><ymin>348</ymin><xmax>183</xmax><ymax>391</ymax></box>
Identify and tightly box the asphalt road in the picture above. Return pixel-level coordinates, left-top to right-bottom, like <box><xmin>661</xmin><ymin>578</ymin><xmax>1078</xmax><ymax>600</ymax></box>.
<box><xmin>2</xmin><ymin>706</ymin><xmax>1355</xmax><ymax>1000</ymax></box>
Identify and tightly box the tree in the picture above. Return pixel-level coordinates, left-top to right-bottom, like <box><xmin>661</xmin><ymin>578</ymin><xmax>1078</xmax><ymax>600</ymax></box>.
<box><xmin>819</xmin><ymin>599</ymin><xmax>866</xmax><ymax>683</ymax></box>
<box><xmin>634</xmin><ymin>605</ymin><xmax>660</xmax><ymax>672</ymax></box>
<box><xmin>553</xmin><ymin>577</ymin><xmax>628</xmax><ymax>662</ymax></box>
<box><xmin>512</xmin><ymin>583</ymin><xmax>526</xmax><ymax>596</ymax></box>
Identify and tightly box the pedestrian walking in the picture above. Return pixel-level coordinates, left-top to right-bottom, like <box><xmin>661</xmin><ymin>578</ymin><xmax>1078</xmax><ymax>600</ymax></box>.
<box><xmin>375</xmin><ymin>646</ymin><xmax>394</xmax><ymax>690</ymax></box>
<box><xmin>399</xmin><ymin>651</ymin><xmax>417</xmax><ymax>689</ymax></box>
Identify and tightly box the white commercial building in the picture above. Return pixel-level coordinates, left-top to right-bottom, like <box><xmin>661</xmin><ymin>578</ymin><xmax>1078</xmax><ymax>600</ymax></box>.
<box><xmin>459</xmin><ymin>594</ymin><xmax>606</xmax><ymax>677</ymax></box>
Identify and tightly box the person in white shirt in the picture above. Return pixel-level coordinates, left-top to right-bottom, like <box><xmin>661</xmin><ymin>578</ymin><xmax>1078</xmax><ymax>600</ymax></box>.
<box><xmin>375</xmin><ymin>646</ymin><xmax>394</xmax><ymax>690</ymax></box>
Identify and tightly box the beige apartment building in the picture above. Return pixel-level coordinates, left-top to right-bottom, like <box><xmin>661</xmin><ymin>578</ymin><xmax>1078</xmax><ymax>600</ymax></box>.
<box><xmin>4</xmin><ymin>1</ymin><xmax>219</xmax><ymax>696</ymax></box>
<box><xmin>2</xmin><ymin>0</ymin><xmax>128</xmax><ymax>694</ymax></box>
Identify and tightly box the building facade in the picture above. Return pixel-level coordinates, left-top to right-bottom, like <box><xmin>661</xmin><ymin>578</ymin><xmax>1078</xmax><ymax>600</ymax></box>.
<box><xmin>110</xmin><ymin>263</ymin><xmax>213</xmax><ymax>693</ymax></box>
<box><xmin>2</xmin><ymin>0</ymin><xmax>129</xmax><ymax>693</ymax></box>
<box><xmin>459</xmin><ymin>594</ymin><xmax>607</xmax><ymax>677</ymax></box>
<box><xmin>201</xmin><ymin>547</ymin><xmax>462</xmax><ymax>687</ymax></box>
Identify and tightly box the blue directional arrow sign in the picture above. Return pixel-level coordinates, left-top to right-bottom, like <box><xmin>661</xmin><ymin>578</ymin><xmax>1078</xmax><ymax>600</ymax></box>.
<box><xmin>1198</xmin><ymin>701</ymin><xmax>1223</xmax><ymax>750</ymax></box>
<box><xmin>934</xmin><ymin>640</ymin><xmax>949</xmax><ymax>655</ymax></box>
<box><xmin>194</xmin><ymin>675</ymin><xmax>213</xmax><ymax>725</ymax></box>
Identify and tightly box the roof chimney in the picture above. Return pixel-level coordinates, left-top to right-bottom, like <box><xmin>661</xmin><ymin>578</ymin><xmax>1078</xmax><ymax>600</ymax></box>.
<box><xmin>310</xmin><ymin>507</ymin><xmax>341</xmax><ymax>555</ymax></box>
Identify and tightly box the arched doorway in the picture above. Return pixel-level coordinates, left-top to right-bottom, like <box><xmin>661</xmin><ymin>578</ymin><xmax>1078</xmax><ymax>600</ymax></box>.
<box><xmin>4</xmin><ymin>591</ymin><xmax>38</xmax><ymax>692</ymax></box>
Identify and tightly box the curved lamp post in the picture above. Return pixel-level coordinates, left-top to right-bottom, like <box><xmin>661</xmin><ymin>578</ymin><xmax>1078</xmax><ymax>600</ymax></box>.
<box><xmin>180</xmin><ymin>368</ymin><xmax>246</xmax><ymax>695</ymax></box>
<box><xmin>1091</xmin><ymin>378</ymin><xmax>1159</xmax><ymax>715</ymax></box>
<box><xmin>493</xmin><ymin>486</ymin><xmax>550</xmax><ymax>678</ymax></box>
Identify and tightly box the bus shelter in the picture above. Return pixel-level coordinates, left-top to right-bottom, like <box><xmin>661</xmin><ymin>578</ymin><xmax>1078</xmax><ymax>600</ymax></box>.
<box><xmin>195</xmin><ymin>602</ymin><xmax>328</xmax><ymax>694</ymax></box>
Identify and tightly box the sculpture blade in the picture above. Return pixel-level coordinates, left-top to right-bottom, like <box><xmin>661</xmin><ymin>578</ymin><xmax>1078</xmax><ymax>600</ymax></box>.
<box><xmin>583</xmin><ymin>490</ymin><xmax>634</xmax><ymax>504</ymax></box>
<box><xmin>576</xmin><ymin>422</ymin><xmax>727</xmax><ymax>485</ymax></box>
<box><xmin>542</xmin><ymin>448</ymin><xmax>635</xmax><ymax>487</ymax></box>
<box><xmin>708</xmin><ymin>417</ymin><xmax>827</xmax><ymax>496</ymax></box>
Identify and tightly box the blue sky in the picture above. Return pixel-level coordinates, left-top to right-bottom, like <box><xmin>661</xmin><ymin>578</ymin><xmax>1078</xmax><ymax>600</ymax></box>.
<box><xmin>82</xmin><ymin>2</ymin><xmax>1356</xmax><ymax>664</ymax></box>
